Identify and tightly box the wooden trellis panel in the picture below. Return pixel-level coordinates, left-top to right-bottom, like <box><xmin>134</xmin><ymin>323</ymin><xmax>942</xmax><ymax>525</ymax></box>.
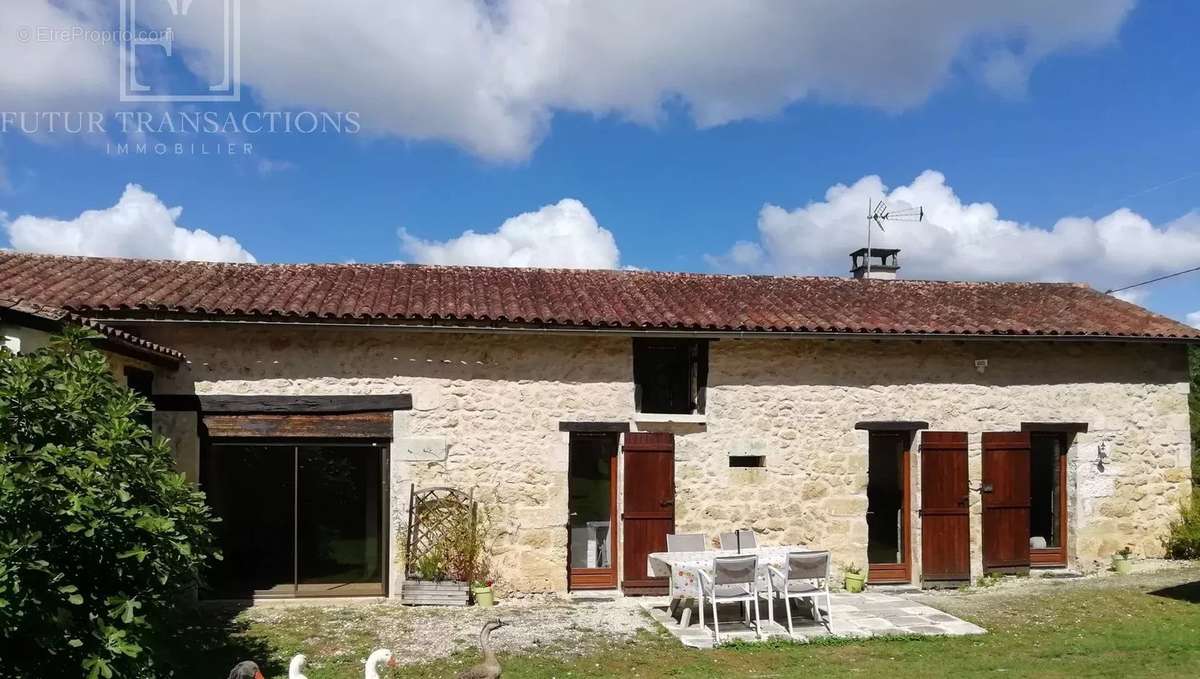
<box><xmin>402</xmin><ymin>487</ymin><xmax>476</xmax><ymax>605</ymax></box>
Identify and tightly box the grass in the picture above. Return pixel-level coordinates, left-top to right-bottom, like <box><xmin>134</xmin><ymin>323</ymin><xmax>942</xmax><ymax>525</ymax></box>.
<box><xmin>166</xmin><ymin>566</ymin><xmax>1200</xmax><ymax>678</ymax></box>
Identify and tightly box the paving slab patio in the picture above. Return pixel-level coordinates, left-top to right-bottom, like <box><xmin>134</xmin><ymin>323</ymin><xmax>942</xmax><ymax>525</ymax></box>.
<box><xmin>642</xmin><ymin>591</ymin><xmax>986</xmax><ymax>649</ymax></box>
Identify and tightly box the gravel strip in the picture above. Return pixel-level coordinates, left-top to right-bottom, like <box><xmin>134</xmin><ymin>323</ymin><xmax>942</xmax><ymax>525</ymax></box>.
<box><xmin>241</xmin><ymin>595</ymin><xmax>657</xmax><ymax>666</ymax></box>
<box><xmin>907</xmin><ymin>560</ymin><xmax>1200</xmax><ymax>617</ymax></box>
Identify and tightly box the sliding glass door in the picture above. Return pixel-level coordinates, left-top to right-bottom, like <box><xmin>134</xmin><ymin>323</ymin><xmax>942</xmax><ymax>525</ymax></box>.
<box><xmin>202</xmin><ymin>442</ymin><xmax>387</xmax><ymax>598</ymax></box>
<box><xmin>297</xmin><ymin>446</ymin><xmax>385</xmax><ymax>595</ymax></box>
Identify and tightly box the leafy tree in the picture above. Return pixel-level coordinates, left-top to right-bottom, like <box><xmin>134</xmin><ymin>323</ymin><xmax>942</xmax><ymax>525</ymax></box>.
<box><xmin>0</xmin><ymin>328</ymin><xmax>219</xmax><ymax>678</ymax></box>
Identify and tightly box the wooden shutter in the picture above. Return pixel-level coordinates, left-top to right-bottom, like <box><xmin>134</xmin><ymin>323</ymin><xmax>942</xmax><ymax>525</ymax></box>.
<box><xmin>920</xmin><ymin>431</ymin><xmax>970</xmax><ymax>582</ymax></box>
<box><xmin>982</xmin><ymin>431</ymin><xmax>1032</xmax><ymax>573</ymax></box>
<box><xmin>621</xmin><ymin>432</ymin><xmax>675</xmax><ymax>594</ymax></box>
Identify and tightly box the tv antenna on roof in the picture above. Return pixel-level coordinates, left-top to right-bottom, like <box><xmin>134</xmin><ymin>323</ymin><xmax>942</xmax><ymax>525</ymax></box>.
<box><xmin>865</xmin><ymin>198</ymin><xmax>923</xmax><ymax>277</ymax></box>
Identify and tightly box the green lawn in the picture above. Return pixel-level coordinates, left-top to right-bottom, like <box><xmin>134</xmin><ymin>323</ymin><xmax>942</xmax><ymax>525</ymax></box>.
<box><xmin>168</xmin><ymin>566</ymin><xmax>1200</xmax><ymax>678</ymax></box>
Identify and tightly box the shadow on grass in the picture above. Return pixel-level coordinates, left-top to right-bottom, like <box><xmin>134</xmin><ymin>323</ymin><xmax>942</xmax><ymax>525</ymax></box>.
<box><xmin>1148</xmin><ymin>579</ymin><xmax>1200</xmax><ymax>603</ymax></box>
<box><xmin>151</xmin><ymin>601</ymin><xmax>285</xmax><ymax>678</ymax></box>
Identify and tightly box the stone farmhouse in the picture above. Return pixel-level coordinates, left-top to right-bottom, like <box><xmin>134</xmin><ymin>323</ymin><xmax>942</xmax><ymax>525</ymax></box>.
<box><xmin>1</xmin><ymin>249</ymin><xmax>1194</xmax><ymax>597</ymax></box>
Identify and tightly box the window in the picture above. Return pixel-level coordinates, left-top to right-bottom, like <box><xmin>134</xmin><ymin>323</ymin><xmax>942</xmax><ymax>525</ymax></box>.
<box><xmin>729</xmin><ymin>455</ymin><xmax>765</xmax><ymax>468</ymax></box>
<box><xmin>124</xmin><ymin>366</ymin><xmax>153</xmax><ymax>398</ymax></box>
<box><xmin>632</xmin><ymin>338</ymin><xmax>708</xmax><ymax>415</ymax></box>
<box><xmin>124</xmin><ymin>367</ymin><xmax>154</xmax><ymax>428</ymax></box>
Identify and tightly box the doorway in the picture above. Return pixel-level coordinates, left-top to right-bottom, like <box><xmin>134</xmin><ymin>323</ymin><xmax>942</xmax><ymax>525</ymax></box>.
<box><xmin>202</xmin><ymin>442</ymin><xmax>387</xmax><ymax>598</ymax></box>
<box><xmin>1029</xmin><ymin>432</ymin><xmax>1068</xmax><ymax>566</ymax></box>
<box><xmin>567</xmin><ymin>432</ymin><xmax>619</xmax><ymax>590</ymax></box>
<box><xmin>867</xmin><ymin>432</ymin><xmax>911</xmax><ymax>583</ymax></box>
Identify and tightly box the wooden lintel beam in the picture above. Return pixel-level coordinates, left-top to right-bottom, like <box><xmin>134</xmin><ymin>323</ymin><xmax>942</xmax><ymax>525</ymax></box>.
<box><xmin>154</xmin><ymin>393</ymin><xmax>412</xmax><ymax>413</ymax></box>
<box><xmin>202</xmin><ymin>412</ymin><xmax>392</xmax><ymax>438</ymax></box>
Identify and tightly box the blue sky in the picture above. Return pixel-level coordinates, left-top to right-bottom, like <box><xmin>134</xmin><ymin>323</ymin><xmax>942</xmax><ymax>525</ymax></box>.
<box><xmin>2</xmin><ymin>1</ymin><xmax>1199</xmax><ymax>323</ymax></box>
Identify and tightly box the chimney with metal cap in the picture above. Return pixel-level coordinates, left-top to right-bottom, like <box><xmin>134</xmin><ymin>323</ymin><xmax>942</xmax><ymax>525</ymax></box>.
<box><xmin>850</xmin><ymin>248</ymin><xmax>900</xmax><ymax>280</ymax></box>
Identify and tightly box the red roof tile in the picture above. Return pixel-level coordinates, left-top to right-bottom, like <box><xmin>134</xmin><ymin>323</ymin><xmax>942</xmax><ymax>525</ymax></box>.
<box><xmin>0</xmin><ymin>251</ymin><xmax>1195</xmax><ymax>340</ymax></box>
<box><xmin>0</xmin><ymin>295</ymin><xmax>185</xmax><ymax>365</ymax></box>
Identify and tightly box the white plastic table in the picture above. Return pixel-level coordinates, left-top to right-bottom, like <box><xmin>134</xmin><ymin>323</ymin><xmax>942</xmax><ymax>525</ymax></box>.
<box><xmin>647</xmin><ymin>545</ymin><xmax>814</xmax><ymax>627</ymax></box>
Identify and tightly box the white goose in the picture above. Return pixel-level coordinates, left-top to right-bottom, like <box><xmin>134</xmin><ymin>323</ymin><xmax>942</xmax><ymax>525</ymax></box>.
<box><xmin>288</xmin><ymin>654</ymin><xmax>308</xmax><ymax>679</ymax></box>
<box><xmin>365</xmin><ymin>648</ymin><xmax>396</xmax><ymax>679</ymax></box>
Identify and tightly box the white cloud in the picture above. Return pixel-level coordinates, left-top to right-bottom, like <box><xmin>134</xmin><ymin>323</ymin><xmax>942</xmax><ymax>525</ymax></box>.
<box><xmin>399</xmin><ymin>198</ymin><xmax>619</xmax><ymax>269</ymax></box>
<box><xmin>1110</xmin><ymin>289</ymin><xmax>1149</xmax><ymax>305</ymax></box>
<box><xmin>706</xmin><ymin>170</ymin><xmax>1200</xmax><ymax>293</ymax></box>
<box><xmin>3</xmin><ymin>183</ymin><xmax>256</xmax><ymax>262</ymax></box>
<box><xmin>0</xmin><ymin>1</ymin><xmax>117</xmax><ymax>114</ymax></box>
<box><xmin>1187</xmin><ymin>311</ymin><xmax>1200</xmax><ymax>329</ymax></box>
<box><xmin>126</xmin><ymin>0</ymin><xmax>1131</xmax><ymax>160</ymax></box>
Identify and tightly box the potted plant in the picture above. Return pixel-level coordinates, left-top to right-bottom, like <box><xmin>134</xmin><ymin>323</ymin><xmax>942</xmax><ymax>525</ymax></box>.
<box><xmin>398</xmin><ymin>492</ymin><xmax>493</xmax><ymax>606</ymax></box>
<box><xmin>844</xmin><ymin>562</ymin><xmax>866</xmax><ymax>593</ymax></box>
<box><xmin>1112</xmin><ymin>546</ymin><xmax>1135</xmax><ymax>575</ymax></box>
<box><xmin>472</xmin><ymin>578</ymin><xmax>496</xmax><ymax>607</ymax></box>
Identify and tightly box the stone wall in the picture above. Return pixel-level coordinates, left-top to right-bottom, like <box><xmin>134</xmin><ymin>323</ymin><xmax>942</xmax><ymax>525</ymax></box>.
<box><xmin>696</xmin><ymin>338</ymin><xmax>1191</xmax><ymax>582</ymax></box>
<box><xmin>137</xmin><ymin>323</ymin><xmax>1192</xmax><ymax>593</ymax></box>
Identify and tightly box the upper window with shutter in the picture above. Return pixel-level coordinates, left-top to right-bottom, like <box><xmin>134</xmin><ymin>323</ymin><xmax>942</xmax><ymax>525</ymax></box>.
<box><xmin>632</xmin><ymin>338</ymin><xmax>708</xmax><ymax>415</ymax></box>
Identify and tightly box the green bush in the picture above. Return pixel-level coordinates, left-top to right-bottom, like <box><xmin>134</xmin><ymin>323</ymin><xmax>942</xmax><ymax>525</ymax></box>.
<box><xmin>1164</xmin><ymin>489</ymin><xmax>1200</xmax><ymax>560</ymax></box>
<box><xmin>0</xmin><ymin>329</ymin><xmax>219</xmax><ymax>678</ymax></box>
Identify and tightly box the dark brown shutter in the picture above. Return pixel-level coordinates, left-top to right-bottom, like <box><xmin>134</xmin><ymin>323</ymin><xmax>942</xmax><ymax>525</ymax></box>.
<box><xmin>920</xmin><ymin>431</ymin><xmax>971</xmax><ymax>582</ymax></box>
<box><xmin>982</xmin><ymin>431</ymin><xmax>1032</xmax><ymax>573</ymax></box>
<box><xmin>621</xmin><ymin>432</ymin><xmax>675</xmax><ymax>594</ymax></box>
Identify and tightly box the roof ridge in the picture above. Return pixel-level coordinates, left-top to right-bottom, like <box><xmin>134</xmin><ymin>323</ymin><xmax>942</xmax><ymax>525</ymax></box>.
<box><xmin>0</xmin><ymin>250</ymin><xmax>1090</xmax><ymax>287</ymax></box>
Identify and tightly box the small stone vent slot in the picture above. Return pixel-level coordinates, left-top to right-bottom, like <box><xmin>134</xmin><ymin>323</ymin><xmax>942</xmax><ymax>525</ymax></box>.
<box><xmin>729</xmin><ymin>455</ymin><xmax>765</xmax><ymax>468</ymax></box>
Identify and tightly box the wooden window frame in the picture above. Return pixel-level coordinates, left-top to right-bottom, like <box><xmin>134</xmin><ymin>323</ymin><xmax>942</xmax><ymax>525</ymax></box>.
<box><xmin>867</xmin><ymin>430</ymin><xmax>913</xmax><ymax>584</ymax></box>
<box><xmin>1029</xmin><ymin>431</ymin><xmax>1070</xmax><ymax>568</ymax></box>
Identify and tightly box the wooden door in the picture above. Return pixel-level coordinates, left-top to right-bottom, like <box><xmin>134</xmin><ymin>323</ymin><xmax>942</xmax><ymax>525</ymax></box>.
<box><xmin>920</xmin><ymin>432</ymin><xmax>970</xmax><ymax>583</ymax></box>
<box><xmin>621</xmin><ymin>432</ymin><xmax>674</xmax><ymax>595</ymax></box>
<box><xmin>982</xmin><ymin>432</ymin><xmax>1032</xmax><ymax>573</ymax></box>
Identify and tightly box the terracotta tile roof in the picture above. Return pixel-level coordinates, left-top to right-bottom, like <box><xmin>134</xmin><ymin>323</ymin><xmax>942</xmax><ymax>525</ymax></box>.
<box><xmin>0</xmin><ymin>251</ymin><xmax>1195</xmax><ymax>340</ymax></box>
<box><xmin>0</xmin><ymin>295</ymin><xmax>185</xmax><ymax>365</ymax></box>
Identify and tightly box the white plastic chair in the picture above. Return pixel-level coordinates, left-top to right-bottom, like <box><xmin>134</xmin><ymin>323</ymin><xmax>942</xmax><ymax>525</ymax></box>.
<box><xmin>697</xmin><ymin>554</ymin><xmax>764</xmax><ymax>643</ymax></box>
<box><xmin>667</xmin><ymin>533</ymin><xmax>706</xmax><ymax>553</ymax></box>
<box><xmin>768</xmin><ymin>551</ymin><xmax>833</xmax><ymax>635</ymax></box>
<box><xmin>718</xmin><ymin>530</ymin><xmax>758</xmax><ymax>550</ymax></box>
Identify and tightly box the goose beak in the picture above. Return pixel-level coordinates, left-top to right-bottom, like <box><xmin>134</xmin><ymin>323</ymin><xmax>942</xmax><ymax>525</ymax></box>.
<box><xmin>387</xmin><ymin>656</ymin><xmax>398</xmax><ymax>667</ymax></box>
<box><xmin>254</xmin><ymin>672</ymin><xmax>265</xmax><ymax>679</ymax></box>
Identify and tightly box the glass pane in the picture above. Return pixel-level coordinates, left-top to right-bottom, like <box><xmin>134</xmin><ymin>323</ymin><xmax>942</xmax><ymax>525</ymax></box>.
<box><xmin>1030</xmin><ymin>435</ymin><xmax>1062</xmax><ymax>548</ymax></box>
<box><xmin>202</xmin><ymin>445</ymin><xmax>295</xmax><ymax>596</ymax></box>
<box><xmin>867</xmin><ymin>434</ymin><xmax>904</xmax><ymax>564</ymax></box>
<box><xmin>568</xmin><ymin>435</ymin><xmax>614</xmax><ymax>569</ymax></box>
<box><xmin>297</xmin><ymin>446</ymin><xmax>384</xmax><ymax>595</ymax></box>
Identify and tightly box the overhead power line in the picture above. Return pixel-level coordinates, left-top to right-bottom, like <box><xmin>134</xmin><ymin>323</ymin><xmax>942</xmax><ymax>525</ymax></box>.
<box><xmin>1105</xmin><ymin>264</ymin><xmax>1200</xmax><ymax>295</ymax></box>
